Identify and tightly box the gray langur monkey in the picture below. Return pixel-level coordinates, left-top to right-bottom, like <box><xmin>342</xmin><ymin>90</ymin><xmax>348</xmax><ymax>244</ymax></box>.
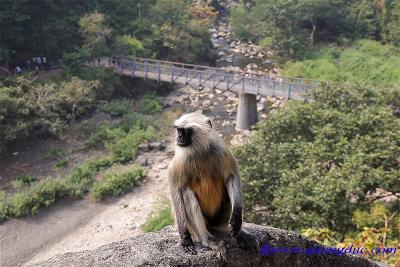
<box><xmin>167</xmin><ymin>112</ymin><xmax>257</xmax><ymax>254</ymax></box>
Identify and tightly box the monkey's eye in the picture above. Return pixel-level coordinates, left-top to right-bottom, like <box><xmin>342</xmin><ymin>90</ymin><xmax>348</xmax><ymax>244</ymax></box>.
<box><xmin>176</xmin><ymin>127</ymin><xmax>185</xmax><ymax>134</ymax></box>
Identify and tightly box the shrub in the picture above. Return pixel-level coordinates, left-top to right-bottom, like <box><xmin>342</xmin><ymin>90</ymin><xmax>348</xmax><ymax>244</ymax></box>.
<box><xmin>0</xmin><ymin>192</ymin><xmax>9</xmax><ymax>222</ymax></box>
<box><xmin>91</xmin><ymin>165</ymin><xmax>145</xmax><ymax>201</ymax></box>
<box><xmin>85</xmin><ymin>126</ymin><xmax>126</xmax><ymax>148</ymax></box>
<box><xmin>8</xmin><ymin>179</ymin><xmax>66</xmax><ymax>217</ymax></box>
<box><xmin>117</xmin><ymin>112</ymin><xmax>154</xmax><ymax>132</ymax></box>
<box><xmin>14</xmin><ymin>175</ymin><xmax>37</xmax><ymax>184</ymax></box>
<box><xmin>11</xmin><ymin>175</ymin><xmax>37</xmax><ymax>189</ymax></box>
<box><xmin>109</xmin><ymin>126</ymin><xmax>155</xmax><ymax>162</ymax></box>
<box><xmin>0</xmin><ymin>156</ymin><xmax>115</xmax><ymax>221</ymax></box>
<box><xmin>137</xmin><ymin>94</ymin><xmax>162</xmax><ymax>114</ymax></box>
<box><xmin>100</xmin><ymin>99</ymin><xmax>134</xmax><ymax>117</ymax></box>
<box><xmin>141</xmin><ymin>201</ymin><xmax>174</xmax><ymax>233</ymax></box>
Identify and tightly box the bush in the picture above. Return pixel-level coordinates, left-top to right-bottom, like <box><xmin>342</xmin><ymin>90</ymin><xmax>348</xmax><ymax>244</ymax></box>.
<box><xmin>8</xmin><ymin>179</ymin><xmax>67</xmax><ymax>217</ymax></box>
<box><xmin>117</xmin><ymin>112</ymin><xmax>155</xmax><ymax>132</ymax></box>
<box><xmin>14</xmin><ymin>175</ymin><xmax>37</xmax><ymax>184</ymax></box>
<box><xmin>0</xmin><ymin>192</ymin><xmax>9</xmax><ymax>222</ymax></box>
<box><xmin>109</xmin><ymin>126</ymin><xmax>155</xmax><ymax>162</ymax></box>
<box><xmin>85</xmin><ymin>126</ymin><xmax>126</xmax><ymax>148</ymax></box>
<box><xmin>235</xmin><ymin>83</ymin><xmax>400</xmax><ymax>233</ymax></box>
<box><xmin>0</xmin><ymin>156</ymin><xmax>115</xmax><ymax>221</ymax></box>
<box><xmin>91</xmin><ymin>165</ymin><xmax>145</xmax><ymax>201</ymax></box>
<box><xmin>100</xmin><ymin>98</ymin><xmax>134</xmax><ymax>117</ymax></box>
<box><xmin>11</xmin><ymin>175</ymin><xmax>37</xmax><ymax>189</ymax></box>
<box><xmin>137</xmin><ymin>94</ymin><xmax>162</xmax><ymax>114</ymax></box>
<box><xmin>141</xmin><ymin>201</ymin><xmax>174</xmax><ymax>233</ymax></box>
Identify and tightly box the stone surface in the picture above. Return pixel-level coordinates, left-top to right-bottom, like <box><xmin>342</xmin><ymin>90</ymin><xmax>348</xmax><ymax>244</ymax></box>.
<box><xmin>138</xmin><ymin>143</ymin><xmax>149</xmax><ymax>152</ymax></box>
<box><xmin>31</xmin><ymin>223</ymin><xmax>380</xmax><ymax>267</ymax></box>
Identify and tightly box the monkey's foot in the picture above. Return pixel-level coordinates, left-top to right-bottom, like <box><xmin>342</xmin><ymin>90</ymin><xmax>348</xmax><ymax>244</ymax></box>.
<box><xmin>208</xmin><ymin>240</ymin><xmax>229</xmax><ymax>261</ymax></box>
<box><xmin>235</xmin><ymin>231</ymin><xmax>260</xmax><ymax>252</ymax></box>
<box><xmin>181</xmin><ymin>239</ymin><xmax>197</xmax><ymax>255</ymax></box>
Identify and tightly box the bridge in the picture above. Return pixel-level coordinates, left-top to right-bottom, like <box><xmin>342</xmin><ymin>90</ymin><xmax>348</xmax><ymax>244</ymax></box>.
<box><xmin>99</xmin><ymin>56</ymin><xmax>319</xmax><ymax>129</ymax></box>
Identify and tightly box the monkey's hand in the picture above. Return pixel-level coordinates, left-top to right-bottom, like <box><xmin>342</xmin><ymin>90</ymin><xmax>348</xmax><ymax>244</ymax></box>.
<box><xmin>181</xmin><ymin>238</ymin><xmax>197</xmax><ymax>254</ymax></box>
<box><xmin>235</xmin><ymin>231</ymin><xmax>260</xmax><ymax>252</ymax></box>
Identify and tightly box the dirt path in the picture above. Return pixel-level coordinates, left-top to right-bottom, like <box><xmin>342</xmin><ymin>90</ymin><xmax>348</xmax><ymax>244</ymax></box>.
<box><xmin>25</xmin><ymin>149</ymin><xmax>172</xmax><ymax>266</ymax></box>
<box><xmin>0</xmin><ymin>148</ymin><xmax>171</xmax><ymax>267</ymax></box>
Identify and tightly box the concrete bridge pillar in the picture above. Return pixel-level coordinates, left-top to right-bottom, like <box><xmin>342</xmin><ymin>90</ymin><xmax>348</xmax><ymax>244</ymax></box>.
<box><xmin>236</xmin><ymin>93</ymin><xmax>258</xmax><ymax>130</ymax></box>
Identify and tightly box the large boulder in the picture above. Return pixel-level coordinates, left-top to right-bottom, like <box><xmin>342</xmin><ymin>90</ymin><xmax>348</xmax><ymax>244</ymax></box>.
<box><xmin>31</xmin><ymin>223</ymin><xmax>381</xmax><ymax>267</ymax></box>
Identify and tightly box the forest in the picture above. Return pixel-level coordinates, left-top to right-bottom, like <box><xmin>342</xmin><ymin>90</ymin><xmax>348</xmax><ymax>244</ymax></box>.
<box><xmin>0</xmin><ymin>0</ymin><xmax>399</xmax><ymax>266</ymax></box>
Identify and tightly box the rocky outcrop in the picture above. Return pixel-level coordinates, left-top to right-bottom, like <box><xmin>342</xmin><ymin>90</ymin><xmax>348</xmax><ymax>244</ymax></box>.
<box><xmin>31</xmin><ymin>223</ymin><xmax>381</xmax><ymax>267</ymax></box>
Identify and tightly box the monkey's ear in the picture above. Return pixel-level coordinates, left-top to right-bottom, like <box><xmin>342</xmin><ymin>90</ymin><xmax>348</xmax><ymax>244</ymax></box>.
<box><xmin>206</xmin><ymin>119</ymin><xmax>212</xmax><ymax>129</ymax></box>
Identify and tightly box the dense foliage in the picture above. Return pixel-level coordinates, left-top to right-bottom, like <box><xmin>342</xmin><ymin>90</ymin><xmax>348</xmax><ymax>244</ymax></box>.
<box><xmin>0</xmin><ymin>67</ymin><xmax>121</xmax><ymax>153</ymax></box>
<box><xmin>284</xmin><ymin>40</ymin><xmax>400</xmax><ymax>87</ymax></box>
<box><xmin>230</xmin><ymin>0</ymin><xmax>400</xmax><ymax>58</ymax></box>
<box><xmin>0</xmin><ymin>76</ymin><xmax>98</xmax><ymax>152</ymax></box>
<box><xmin>0</xmin><ymin>0</ymin><xmax>216</xmax><ymax>64</ymax></box>
<box><xmin>235</xmin><ymin>83</ymin><xmax>400</xmax><ymax>234</ymax></box>
<box><xmin>303</xmin><ymin>203</ymin><xmax>399</xmax><ymax>265</ymax></box>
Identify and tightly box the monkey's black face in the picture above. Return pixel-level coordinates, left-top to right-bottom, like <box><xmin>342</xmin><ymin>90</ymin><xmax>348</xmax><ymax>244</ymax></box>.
<box><xmin>176</xmin><ymin>127</ymin><xmax>193</xmax><ymax>147</ymax></box>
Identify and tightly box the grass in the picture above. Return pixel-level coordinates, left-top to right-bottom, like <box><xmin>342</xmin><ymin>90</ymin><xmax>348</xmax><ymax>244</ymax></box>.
<box><xmin>284</xmin><ymin>39</ymin><xmax>400</xmax><ymax>87</ymax></box>
<box><xmin>141</xmin><ymin>201</ymin><xmax>174</xmax><ymax>233</ymax></box>
<box><xmin>91</xmin><ymin>165</ymin><xmax>145</xmax><ymax>201</ymax></box>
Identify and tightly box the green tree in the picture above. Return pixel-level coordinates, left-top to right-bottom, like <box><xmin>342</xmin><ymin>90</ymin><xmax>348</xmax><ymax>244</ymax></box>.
<box><xmin>235</xmin><ymin>83</ymin><xmax>400</xmax><ymax>233</ymax></box>
<box><xmin>113</xmin><ymin>35</ymin><xmax>147</xmax><ymax>56</ymax></box>
<box><xmin>230</xmin><ymin>0</ymin><xmax>400</xmax><ymax>59</ymax></box>
<box><xmin>79</xmin><ymin>11</ymin><xmax>112</xmax><ymax>61</ymax></box>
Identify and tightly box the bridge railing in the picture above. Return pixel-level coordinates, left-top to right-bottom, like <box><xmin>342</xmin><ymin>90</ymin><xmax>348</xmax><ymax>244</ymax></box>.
<box><xmin>103</xmin><ymin>56</ymin><xmax>319</xmax><ymax>100</ymax></box>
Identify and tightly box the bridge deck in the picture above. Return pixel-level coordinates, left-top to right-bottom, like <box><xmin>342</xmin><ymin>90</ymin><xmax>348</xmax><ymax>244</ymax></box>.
<box><xmin>100</xmin><ymin>56</ymin><xmax>319</xmax><ymax>100</ymax></box>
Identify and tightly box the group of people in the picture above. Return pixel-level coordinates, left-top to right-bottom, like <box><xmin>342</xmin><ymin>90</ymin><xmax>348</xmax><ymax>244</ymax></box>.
<box><xmin>27</xmin><ymin>56</ymin><xmax>48</xmax><ymax>71</ymax></box>
<box><xmin>13</xmin><ymin>56</ymin><xmax>48</xmax><ymax>74</ymax></box>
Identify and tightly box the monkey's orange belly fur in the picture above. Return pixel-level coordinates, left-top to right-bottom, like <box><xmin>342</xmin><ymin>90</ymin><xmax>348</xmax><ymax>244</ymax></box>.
<box><xmin>189</xmin><ymin>175</ymin><xmax>225</xmax><ymax>217</ymax></box>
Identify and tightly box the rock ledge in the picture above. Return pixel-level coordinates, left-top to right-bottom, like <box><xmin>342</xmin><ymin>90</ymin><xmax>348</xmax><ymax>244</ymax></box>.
<box><xmin>31</xmin><ymin>223</ymin><xmax>381</xmax><ymax>267</ymax></box>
